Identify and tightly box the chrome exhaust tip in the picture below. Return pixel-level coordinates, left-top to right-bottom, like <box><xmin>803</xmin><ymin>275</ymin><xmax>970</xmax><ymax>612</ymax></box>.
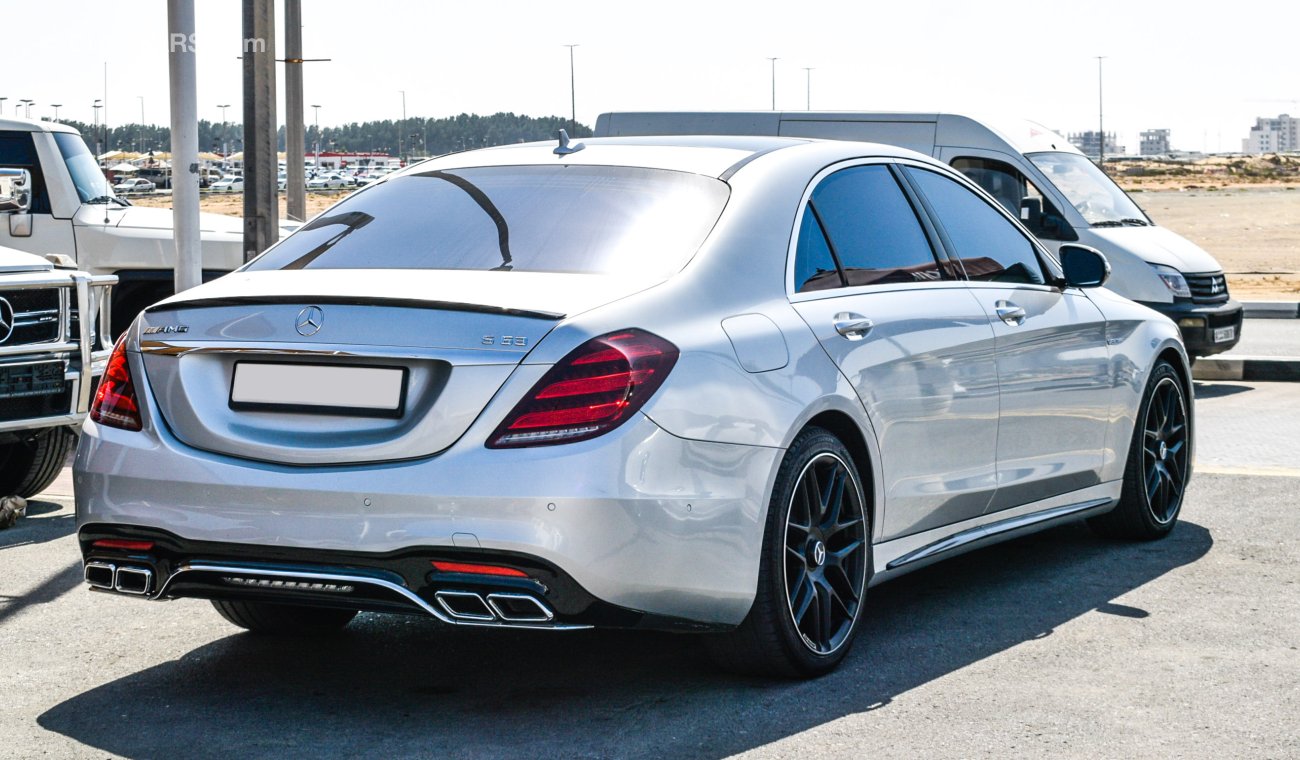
<box><xmin>113</xmin><ymin>566</ymin><xmax>153</xmax><ymax>596</ymax></box>
<box><xmin>84</xmin><ymin>562</ymin><xmax>116</xmax><ymax>590</ymax></box>
<box><xmin>433</xmin><ymin>590</ymin><xmax>496</xmax><ymax>621</ymax></box>
<box><xmin>486</xmin><ymin>593</ymin><xmax>555</xmax><ymax>623</ymax></box>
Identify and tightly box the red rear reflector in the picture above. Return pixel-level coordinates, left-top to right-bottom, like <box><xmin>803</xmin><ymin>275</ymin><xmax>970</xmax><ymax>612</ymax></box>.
<box><xmin>90</xmin><ymin>336</ymin><xmax>143</xmax><ymax>431</ymax></box>
<box><xmin>92</xmin><ymin>539</ymin><xmax>155</xmax><ymax>551</ymax></box>
<box><xmin>430</xmin><ymin>561</ymin><xmax>529</xmax><ymax>578</ymax></box>
<box><xmin>487</xmin><ymin>329</ymin><xmax>678</xmax><ymax>448</ymax></box>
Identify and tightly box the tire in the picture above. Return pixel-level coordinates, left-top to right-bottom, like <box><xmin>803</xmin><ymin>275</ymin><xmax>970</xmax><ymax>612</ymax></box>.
<box><xmin>706</xmin><ymin>427</ymin><xmax>871</xmax><ymax>678</ymax></box>
<box><xmin>211</xmin><ymin>600</ymin><xmax>357</xmax><ymax>635</ymax></box>
<box><xmin>0</xmin><ymin>427</ymin><xmax>75</xmax><ymax>499</ymax></box>
<box><xmin>1089</xmin><ymin>360</ymin><xmax>1189</xmax><ymax>540</ymax></box>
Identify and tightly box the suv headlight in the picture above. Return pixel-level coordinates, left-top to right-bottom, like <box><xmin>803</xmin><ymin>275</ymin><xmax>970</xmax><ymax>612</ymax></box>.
<box><xmin>1150</xmin><ymin>264</ymin><xmax>1191</xmax><ymax>298</ymax></box>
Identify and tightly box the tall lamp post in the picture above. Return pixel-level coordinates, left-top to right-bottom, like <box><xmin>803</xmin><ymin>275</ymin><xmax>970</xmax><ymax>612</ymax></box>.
<box><xmin>1096</xmin><ymin>55</ymin><xmax>1106</xmax><ymax>167</ymax></box>
<box><xmin>398</xmin><ymin>90</ymin><xmax>406</xmax><ymax>164</ymax></box>
<box><xmin>766</xmin><ymin>57</ymin><xmax>778</xmax><ymax>110</ymax></box>
<box><xmin>20</xmin><ymin>99</ymin><xmax>34</xmax><ymax>118</ymax></box>
<box><xmin>217</xmin><ymin>103</ymin><xmax>230</xmax><ymax>157</ymax></box>
<box><xmin>137</xmin><ymin>95</ymin><xmax>145</xmax><ymax>153</ymax></box>
<box><xmin>564</xmin><ymin>43</ymin><xmax>579</xmax><ymax>134</ymax></box>
<box><xmin>311</xmin><ymin>104</ymin><xmax>321</xmax><ymax>169</ymax></box>
<box><xmin>803</xmin><ymin>67</ymin><xmax>813</xmax><ymax>110</ymax></box>
<box><xmin>92</xmin><ymin>99</ymin><xmax>103</xmax><ymax>154</ymax></box>
<box><xmin>51</xmin><ymin>103</ymin><xmax>62</xmax><ymax>121</ymax></box>
<box><xmin>0</xmin><ymin>97</ymin><xmax>7</xmax><ymax>115</ymax></box>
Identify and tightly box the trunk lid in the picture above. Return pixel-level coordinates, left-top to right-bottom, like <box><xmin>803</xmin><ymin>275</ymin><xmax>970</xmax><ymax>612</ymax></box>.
<box><xmin>135</xmin><ymin>269</ymin><xmax>646</xmax><ymax>465</ymax></box>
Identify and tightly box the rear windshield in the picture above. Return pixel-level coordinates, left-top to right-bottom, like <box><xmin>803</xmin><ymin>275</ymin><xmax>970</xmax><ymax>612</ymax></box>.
<box><xmin>245</xmin><ymin>165</ymin><xmax>729</xmax><ymax>276</ymax></box>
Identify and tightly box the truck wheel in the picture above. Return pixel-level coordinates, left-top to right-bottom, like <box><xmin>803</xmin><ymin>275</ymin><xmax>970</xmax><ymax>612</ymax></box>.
<box><xmin>0</xmin><ymin>427</ymin><xmax>75</xmax><ymax>499</ymax></box>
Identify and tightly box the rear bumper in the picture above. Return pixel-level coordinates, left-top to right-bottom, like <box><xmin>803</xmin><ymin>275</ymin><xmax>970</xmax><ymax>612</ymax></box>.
<box><xmin>74</xmin><ymin>413</ymin><xmax>779</xmax><ymax>627</ymax></box>
<box><xmin>1141</xmin><ymin>298</ymin><xmax>1243</xmax><ymax>357</ymax></box>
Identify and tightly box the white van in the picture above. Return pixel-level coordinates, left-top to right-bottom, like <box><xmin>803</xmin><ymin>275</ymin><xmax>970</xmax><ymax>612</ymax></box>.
<box><xmin>595</xmin><ymin>111</ymin><xmax>1242</xmax><ymax>357</ymax></box>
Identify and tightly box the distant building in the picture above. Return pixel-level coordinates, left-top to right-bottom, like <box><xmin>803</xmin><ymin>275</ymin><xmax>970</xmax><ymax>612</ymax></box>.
<box><xmin>1140</xmin><ymin>129</ymin><xmax>1171</xmax><ymax>156</ymax></box>
<box><xmin>1068</xmin><ymin>131</ymin><xmax>1126</xmax><ymax>159</ymax></box>
<box><xmin>1243</xmin><ymin>114</ymin><xmax>1300</xmax><ymax>154</ymax></box>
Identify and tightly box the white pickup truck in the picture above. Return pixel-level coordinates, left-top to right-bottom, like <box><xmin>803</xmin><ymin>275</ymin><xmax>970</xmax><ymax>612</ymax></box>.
<box><xmin>0</xmin><ymin>116</ymin><xmax>253</xmax><ymax>335</ymax></box>
<box><xmin>0</xmin><ymin>241</ymin><xmax>115</xmax><ymax>498</ymax></box>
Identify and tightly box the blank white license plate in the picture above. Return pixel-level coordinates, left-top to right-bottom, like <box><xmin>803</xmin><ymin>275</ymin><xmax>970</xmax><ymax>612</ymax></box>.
<box><xmin>1213</xmin><ymin>326</ymin><xmax>1236</xmax><ymax>343</ymax></box>
<box><xmin>230</xmin><ymin>362</ymin><xmax>407</xmax><ymax>417</ymax></box>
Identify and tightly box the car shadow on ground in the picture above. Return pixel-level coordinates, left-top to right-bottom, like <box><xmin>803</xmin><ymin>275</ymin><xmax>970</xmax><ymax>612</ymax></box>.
<box><xmin>37</xmin><ymin>519</ymin><xmax>1212</xmax><ymax>759</ymax></box>
<box><xmin>1194</xmin><ymin>381</ymin><xmax>1254</xmax><ymax>400</ymax></box>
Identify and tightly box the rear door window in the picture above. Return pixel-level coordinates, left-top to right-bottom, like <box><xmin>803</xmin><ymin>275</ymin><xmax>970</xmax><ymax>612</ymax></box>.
<box><xmin>792</xmin><ymin>164</ymin><xmax>944</xmax><ymax>292</ymax></box>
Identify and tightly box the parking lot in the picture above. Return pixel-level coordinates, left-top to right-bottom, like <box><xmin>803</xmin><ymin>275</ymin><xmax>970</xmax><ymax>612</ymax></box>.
<box><xmin>0</xmin><ymin>378</ymin><xmax>1296</xmax><ymax>758</ymax></box>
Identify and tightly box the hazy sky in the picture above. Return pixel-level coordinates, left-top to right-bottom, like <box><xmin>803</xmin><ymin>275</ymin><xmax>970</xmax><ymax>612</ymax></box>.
<box><xmin>6</xmin><ymin>0</ymin><xmax>1299</xmax><ymax>153</ymax></box>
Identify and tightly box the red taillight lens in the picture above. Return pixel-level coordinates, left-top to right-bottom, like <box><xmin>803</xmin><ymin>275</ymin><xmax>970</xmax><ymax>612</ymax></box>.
<box><xmin>92</xmin><ymin>539</ymin><xmax>155</xmax><ymax>551</ymax></box>
<box><xmin>89</xmin><ymin>337</ymin><xmax>142</xmax><ymax>431</ymax></box>
<box><xmin>430</xmin><ymin>561</ymin><xmax>529</xmax><ymax>578</ymax></box>
<box><xmin>487</xmin><ymin>329</ymin><xmax>679</xmax><ymax>448</ymax></box>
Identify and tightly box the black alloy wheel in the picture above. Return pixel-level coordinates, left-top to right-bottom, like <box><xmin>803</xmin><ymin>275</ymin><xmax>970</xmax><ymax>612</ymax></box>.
<box><xmin>1141</xmin><ymin>374</ymin><xmax>1189</xmax><ymax>525</ymax></box>
<box><xmin>783</xmin><ymin>452</ymin><xmax>869</xmax><ymax>656</ymax></box>
<box><xmin>706</xmin><ymin>427</ymin><xmax>871</xmax><ymax>677</ymax></box>
<box><xmin>1089</xmin><ymin>360</ymin><xmax>1189</xmax><ymax>540</ymax></box>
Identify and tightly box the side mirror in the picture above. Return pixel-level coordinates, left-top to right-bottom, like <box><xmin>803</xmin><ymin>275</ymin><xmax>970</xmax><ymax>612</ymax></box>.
<box><xmin>0</xmin><ymin>168</ymin><xmax>33</xmax><ymax>214</ymax></box>
<box><xmin>1059</xmin><ymin>244</ymin><xmax>1110</xmax><ymax>289</ymax></box>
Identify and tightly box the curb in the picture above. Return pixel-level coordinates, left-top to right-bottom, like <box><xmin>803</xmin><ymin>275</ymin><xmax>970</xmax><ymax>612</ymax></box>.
<box><xmin>1193</xmin><ymin>355</ymin><xmax>1300</xmax><ymax>382</ymax></box>
<box><xmin>1242</xmin><ymin>301</ymin><xmax>1300</xmax><ymax>319</ymax></box>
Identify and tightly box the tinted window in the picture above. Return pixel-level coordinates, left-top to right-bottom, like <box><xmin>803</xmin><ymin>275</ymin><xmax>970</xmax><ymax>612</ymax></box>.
<box><xmin>951</xmin><ymin>157</ymin><xmax>1075</xmax><ymax>241</ymax></box>
<box><xmin>792</xmin><ymin>205</ymin><xmax>842</xmax><ymax>292</ymax></box>
<box><xmin>247</xmin><ymin>166</ymin><xmax>728</xmax><ymax>277</ymax></box>
<box><xmin>0</xmin><ymin>131</ymin><xmax>51</xmax><ymax>214</ymax></box>
<box><xmin>905</xmin><ymin>167</ymin><xmax>1046</xmax><ymax>286</ymax></box>
<box><xmin>809</xmin><ymin>165</ymin><xmax>941</xmax><ymax>287</ymax></box>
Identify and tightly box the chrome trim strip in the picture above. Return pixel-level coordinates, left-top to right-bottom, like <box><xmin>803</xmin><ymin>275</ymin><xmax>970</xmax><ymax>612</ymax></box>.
<box><xmin>886</xmin><ymin>498</ymin><xmax>1113</xmax><ymax>570</ymax></box>
<box><xmin>0</xmin><ymin>341</ymin><xmax>76</xmax><ymax>357</ymax></box>
<box><xmin>74</xmin><ymin>274</ymin><xmax>92</xmax><ymax>414</ymax></box>
<box><xmin>154</xmin><ymin>562</ymin><xmax>591</xmax><ymax>631</ymax></box>
<box><xmin>486</xmin><ymin>592</ymin><xmax>555</xmax><ymax>622</ymax></box>
<box><xmin>0</xmin><ymin>413</ymin><xmax>82</xmax><ymax>434</ymax></box>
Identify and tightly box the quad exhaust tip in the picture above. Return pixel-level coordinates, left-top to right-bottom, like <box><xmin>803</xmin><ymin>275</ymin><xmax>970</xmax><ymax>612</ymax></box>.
<box><xmin>434</xmin><ymin>590</ymin><xmax>555</xmax><ymax>623</ymax></box>
<box><xmin>84</xmin><ymin>562</ymin><xmax>153</xmax><ymax>596</ymax></box>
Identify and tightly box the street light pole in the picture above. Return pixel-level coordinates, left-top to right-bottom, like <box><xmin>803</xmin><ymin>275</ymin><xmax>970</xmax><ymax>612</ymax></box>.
<box><xmin>20</xmin><ymin>99</ymin><xmax>33</xmax><ymax>118</ymax></box>
<box><xmin>803</xmin><ymin>67</ymin><xmax>813</xmax><ymax>110</ymax></box>
<box><xmin>399</xmin><ymin>90</ymin><xmax>406</xmax><ymax>164</ymax></box>
<box><xmin>564</xmin><ymin>44</ymin><xmax>579</xmax><ymax>134</ymax></box>
<box><xmin>0</xmin><ymin>97</ymin><xmax>6</xmax><ymax>116</ymax></box>
<box><xmin>1096</xmin><ymin>55</ymin><xmax>1106</xmax><ymax>167</ymax></box>
<box><xmin>766</xmin><ymin>57</ymin><xmax>778</xmax><ymax>110</ymax></box>
<box><xmin>311</xmin><ymin>104</ymin><xmax>321</xmax><ymax>169</ymax></box>
<box><xmin>217</xmin><ymin>104</ymin><xmax>230</xmax><ymax>156</ymax></box>
<box><xmin>137</xmin><ymin>95</ymin><xmax>145</xmax><ymax>152</ymax></box>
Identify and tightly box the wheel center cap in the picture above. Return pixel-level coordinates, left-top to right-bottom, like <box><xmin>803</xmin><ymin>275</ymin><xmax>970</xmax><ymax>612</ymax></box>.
<box><xmin>811</xmin><ymin>541</ymin><xmax>827</xmax><ymax>567</ymax></box>
<box><xmin>1158</xmin><ymin>441</ymin><xmax>1168</xmax><ymax>461</ymax></box>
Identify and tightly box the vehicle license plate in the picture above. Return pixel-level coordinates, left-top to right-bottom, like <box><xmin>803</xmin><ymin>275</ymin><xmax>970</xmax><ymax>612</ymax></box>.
<box><xmin>1213</xmin><ymin>326</ymin><xmax>1235</xmax><ymax>343</ymax></box>
<box><xmin>0</xmin><ymin>361</ymin><xmax>64</xmax><ymax>399</ymax></box>
<box><xmin>230</xmin><ymin>362</ymin><xmax>407</xmax><ymax>417</ymax></box>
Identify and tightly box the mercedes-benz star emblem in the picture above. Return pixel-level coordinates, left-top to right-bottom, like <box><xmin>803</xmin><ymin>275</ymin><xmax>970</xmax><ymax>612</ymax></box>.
<box><xmin>0</xmin><ymin>297</ymin><xmax>14</xmax><ymax>344</ymax></box>
<box><xmin>295</xmin><ymin>305</ymin><xmax>324</xmax><ymax>337</ymax></box>
<box><xmin>812</xmin><ymin>541</ymin><xmax>827</xmax><ymax>568</ymax></box>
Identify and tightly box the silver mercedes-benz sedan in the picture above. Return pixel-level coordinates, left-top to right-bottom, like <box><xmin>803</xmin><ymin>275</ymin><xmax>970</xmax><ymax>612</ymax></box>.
<box><xmin>74</xmin><ymin>134</ymin><xmax>1192</xmax><ymax>677</ymax></box>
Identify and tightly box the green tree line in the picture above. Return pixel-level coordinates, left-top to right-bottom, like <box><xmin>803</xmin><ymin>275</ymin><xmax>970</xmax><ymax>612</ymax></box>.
<box><xmin>56</xmin><ymin>112</ymin><xmax>592</xmax><ymax>157</ymax></box>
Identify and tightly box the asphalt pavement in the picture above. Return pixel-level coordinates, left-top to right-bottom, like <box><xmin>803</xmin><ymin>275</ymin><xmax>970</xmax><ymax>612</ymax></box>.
<box><xmin>2</xmin><ymin>382</ymin><xmax>1298</xmax><ymax>758</ymax></box>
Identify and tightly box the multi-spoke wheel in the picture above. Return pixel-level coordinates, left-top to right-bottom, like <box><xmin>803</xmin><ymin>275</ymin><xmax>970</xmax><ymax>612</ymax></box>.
<box><xmin>1089</xmin><ymin>360</ymin><xmax>1190</xmax><ymax>540</ymax></box>
<box><xmin>707</xmin><ymin>427</ymin><xmax>870</xmax><ymax>677</ymax></box>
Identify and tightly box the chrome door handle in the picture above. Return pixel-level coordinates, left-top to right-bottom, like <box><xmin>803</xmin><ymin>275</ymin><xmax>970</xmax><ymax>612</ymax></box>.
<box><xmin>995</xmin><ymin>301</ymin><xmax>1027</xmax><ymax>325</ymax></box>
<box><xmin>833</xmin><ymin>313</ymin><xmax>874</xmax><ymax>340</ymax></box>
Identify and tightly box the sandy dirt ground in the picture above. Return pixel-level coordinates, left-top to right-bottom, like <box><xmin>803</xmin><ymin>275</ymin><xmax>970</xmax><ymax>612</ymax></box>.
<box><xmin>132</xmin><ymin>184</ymin><xmax>1300</xmax><ymax>300</ymax></box>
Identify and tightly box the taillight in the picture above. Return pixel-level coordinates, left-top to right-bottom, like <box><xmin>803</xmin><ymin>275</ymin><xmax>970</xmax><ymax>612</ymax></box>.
<box><xmin>92</xmin><ymin>539</ymin><xmax>155</xmax><ymax>551</ymax></box>
<box><xmin>90</xmin><ymin>337</ymin><xmax>142</xmax><ymax>431</ymax></box>
<box><xmin>487</xmin><ymin>329</ymin><xmax>679</xmax><ymax>448</ymax></box>
<box><xmin>430</xmin><ymin>561</ymin><xmax>529</xmax><ymax>578</ymax></box>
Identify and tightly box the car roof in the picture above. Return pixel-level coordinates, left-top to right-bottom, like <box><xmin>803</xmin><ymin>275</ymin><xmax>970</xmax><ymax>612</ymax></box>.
<box><xmin>0</xmin><ymin>116</ymin><xmax>80</xmax><ymax>135</ymax></box>
<box><xmin>399</xmin><ymin>134</ymin><xmax>936</xmax><ymax>180</ymax></box>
